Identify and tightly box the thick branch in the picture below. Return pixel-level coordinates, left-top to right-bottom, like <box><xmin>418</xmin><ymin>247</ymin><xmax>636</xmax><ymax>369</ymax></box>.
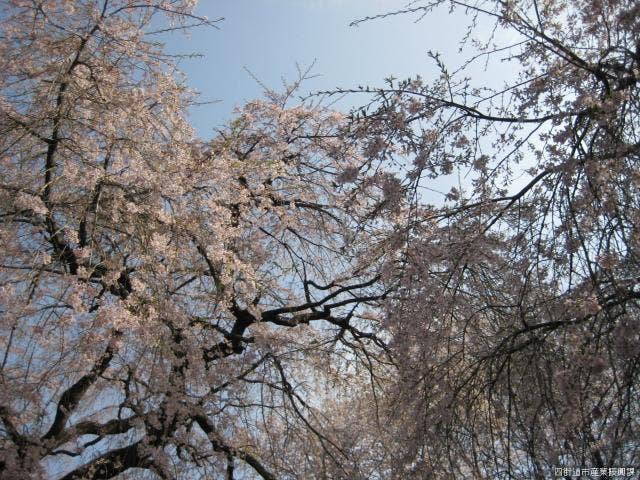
<box><xmin>42</xmin><ymin>335</ymin><xmax>119</xmax><ymax>441</ymax></box>
<box><xmin>58</xmin><ymin>441</ymin><xmax>149</xmax><ymax>480</ymax></box>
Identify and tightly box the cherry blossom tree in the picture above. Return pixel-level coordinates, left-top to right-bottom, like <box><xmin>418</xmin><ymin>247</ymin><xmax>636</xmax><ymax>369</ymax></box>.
<box><xmin>2</xmin><ymin>0</ymin><xmax>639</xmax><ymax>479</ymax></box>
<box><xmin>0</xmin><ymin>2</ymin><xmax>397</xmax><ymax>478</ymax></box>
<box><xmin>325</xmin><ymin>0</ymin><xmax>640</xmax><ymax>477</ymax></box>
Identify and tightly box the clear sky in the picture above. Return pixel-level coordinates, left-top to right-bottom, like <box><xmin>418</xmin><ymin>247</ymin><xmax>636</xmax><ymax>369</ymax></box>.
<box><xmin>164</xmin><ymin>0</ymin><xmax>474</xmax><ymax>139</ymax></box>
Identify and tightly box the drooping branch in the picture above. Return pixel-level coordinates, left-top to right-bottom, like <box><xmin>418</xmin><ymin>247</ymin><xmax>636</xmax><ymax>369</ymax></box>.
<box><xmin>192</xmin><ymin>413</ymin><xmax>277</xmax><ymax>480</ymax></box>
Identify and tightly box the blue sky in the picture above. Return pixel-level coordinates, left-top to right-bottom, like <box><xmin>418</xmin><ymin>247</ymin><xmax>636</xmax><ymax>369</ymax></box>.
<box><xmin>164</xmin><ymin>0</ymin><xmax>472</xmax><ymax>138</ymax></box>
